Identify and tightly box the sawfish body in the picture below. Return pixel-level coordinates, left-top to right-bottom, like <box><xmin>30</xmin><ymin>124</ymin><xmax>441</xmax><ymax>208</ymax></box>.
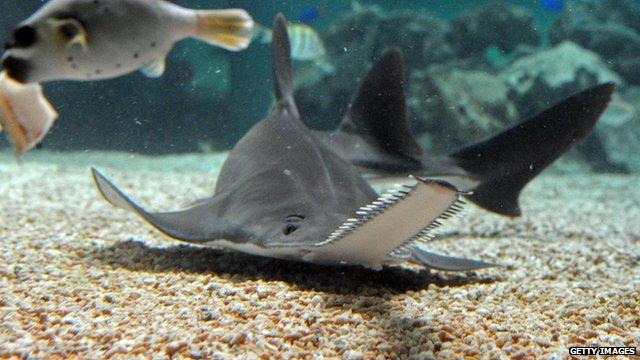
<box><xmin>91</xmin><ymin>15</ymin><xmax>493</xmax><ymax>272</ymax></box>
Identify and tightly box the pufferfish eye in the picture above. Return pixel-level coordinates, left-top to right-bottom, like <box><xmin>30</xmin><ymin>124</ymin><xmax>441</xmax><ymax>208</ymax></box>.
<box><xmin>12</xmin><ymin>25</ymin><xmax>38</xmax><ymax>48</ymax></box>
<box><xmin>58</xmin><ymin>21</ymin><xmax>81</xmax><ymax>40</ymax></box>
<box><xmin>44</xmin><ymin>18</ymin><xmax>88</xmax><ymax>51</ymax></box>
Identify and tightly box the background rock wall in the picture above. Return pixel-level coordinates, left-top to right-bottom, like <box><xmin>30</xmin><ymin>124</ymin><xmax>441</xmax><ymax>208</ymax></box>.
<box><xmin>295</xmin><ymin>1</ymin><xmax>640</xmax><ymax>173</ymax></box>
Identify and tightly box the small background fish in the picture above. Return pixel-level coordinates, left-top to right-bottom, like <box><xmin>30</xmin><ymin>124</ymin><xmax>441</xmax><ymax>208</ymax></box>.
<box><xmin>297</xmin><ymin>6</ymin><xmax>324</xmax><ymax>24</ymax></box>
<box><xmin>286</xmin><ymin>24</ymin><xmax>327</xmax><ymax>61</ymax></box>
<box><xmin>258</xmin><ymin>23</ymin><xmax>327</xmax><ymax>61</ymax></box>
<box><xmin>540</xmin><ymin>0</ymin><xmax>564</xmax><ymax>12</ymax></box>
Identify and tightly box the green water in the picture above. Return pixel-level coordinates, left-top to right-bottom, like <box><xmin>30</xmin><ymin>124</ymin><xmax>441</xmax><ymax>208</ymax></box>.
<box><xmin>2</xmin><ymin>0</ymin><xmax>637</xmax><ymax>174</ymax></box>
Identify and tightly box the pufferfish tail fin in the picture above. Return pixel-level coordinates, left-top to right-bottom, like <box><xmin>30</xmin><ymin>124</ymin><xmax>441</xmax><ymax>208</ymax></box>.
<box><xmin>195</xmin><ymin>9</ymin><xmax>255</xmax><ymax>51</ymax></box>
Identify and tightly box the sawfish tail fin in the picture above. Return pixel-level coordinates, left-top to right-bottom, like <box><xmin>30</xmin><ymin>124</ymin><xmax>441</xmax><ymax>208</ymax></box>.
<box><xmin>451</xmin><ymin>83</ymin><xmax>616</xmax><ymax>216</ymax></box>
<box><xmin>194</xmin><ymin>9</ymin><xmax>255</xmax><ymax>51</ymax></box>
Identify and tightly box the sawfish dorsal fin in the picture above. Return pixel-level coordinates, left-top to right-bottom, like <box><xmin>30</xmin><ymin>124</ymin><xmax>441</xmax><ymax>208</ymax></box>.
<box><xmin>339</xmin><ymin>49</ymin><xmax>422</xmax><ymax>158</ymax></box>
<box><xmin>271</xmin><ymin>14</ymin><xmax>297</xmax><ymax>112</ymax></box>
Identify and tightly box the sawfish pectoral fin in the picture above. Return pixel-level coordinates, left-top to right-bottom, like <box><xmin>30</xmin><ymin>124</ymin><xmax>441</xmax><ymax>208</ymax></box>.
<box><xmin>91</xmin><ymin>168</ymin><xmax>226</xmax><ymax>243</ymax></box>
<box><xmin>411</xmin><ymin>246</ymin><xmax>497</xmax><ymax>271</ymax></box>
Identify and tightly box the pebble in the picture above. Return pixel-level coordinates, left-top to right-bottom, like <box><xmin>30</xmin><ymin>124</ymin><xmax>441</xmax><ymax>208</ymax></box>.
<box><xmin>230</xmin><ymin>303</ymin><xmax>247</xmax><ymax>316</ymax></box>
<box><xmin>228</xmin><ymin>332</ymin><xmax>247</xmax><ymax>346</ymax></box>
<box><xmin>212</xmin><ymin>352</ymin><xmax>230</xmax><ymax>360</ymax></box>
<box><xmin>166</xmin><ymin>341</ymin><xmax>187</xmax><ymax>356</ymax></box>
<box><xmin>412</xmin><ymin>351</ymin><xmax>437</xmax><ymax>360</ymax></box>
<box><xmin>342</xmin><ymin>350</ymin><xmax>364</xmax><ymax>360</ymax></box>
<box><xmin>311</xmin><ymin>294</ymin><xmax>323</xmax><ymax>305</ymax></box>
<box><xmin>200</xmin><ymin>310</ymin><xmax>220</xmax><ymax>321</ymax></box>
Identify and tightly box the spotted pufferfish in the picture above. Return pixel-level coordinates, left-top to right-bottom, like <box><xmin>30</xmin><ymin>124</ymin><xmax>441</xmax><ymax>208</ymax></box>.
<box><xmin>1</xmin><ymin>0</ymin><xmax>255</xmax><ymax>83</ymax></box>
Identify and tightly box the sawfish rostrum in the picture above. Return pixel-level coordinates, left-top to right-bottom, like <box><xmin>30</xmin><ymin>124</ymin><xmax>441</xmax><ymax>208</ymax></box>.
<box><xmin>91</xmin><ymin>15</ymin><xmax>493</xmax><ymax>272</ymax></box>
<box><xmin>313</xmin><ymin>50</ymin><xmax>615</xmax><ymax>216</ymax></box>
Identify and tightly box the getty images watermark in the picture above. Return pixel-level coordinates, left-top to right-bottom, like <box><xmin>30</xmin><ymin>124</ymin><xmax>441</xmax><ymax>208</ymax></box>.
<box><xmin>569</xmin><ymin>347</ymin><xmax>637</xmax><ymax>356</ymax></box>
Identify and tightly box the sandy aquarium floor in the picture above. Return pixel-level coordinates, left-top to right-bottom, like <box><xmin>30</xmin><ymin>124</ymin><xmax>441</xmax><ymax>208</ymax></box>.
<box><xmin>0</xmin><ymin>150</ymin><xmax>638</xmax><ymax>359</ymax></box>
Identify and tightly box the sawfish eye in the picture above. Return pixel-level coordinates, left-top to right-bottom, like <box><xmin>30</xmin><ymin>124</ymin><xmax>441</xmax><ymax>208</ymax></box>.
<box><xmin>12</xmin><ymin>25</ymin><xmax>38</xmax><ymax>48</ymax></box>
<box><xmin>283</xmin><ymin>223</ymin><xmax>299</xmax><ymax>235</ymax></box>
<box><xmin>283</xmin><ymin>214</ymin><xmax>305</xmax><ymax>235</ymax></box>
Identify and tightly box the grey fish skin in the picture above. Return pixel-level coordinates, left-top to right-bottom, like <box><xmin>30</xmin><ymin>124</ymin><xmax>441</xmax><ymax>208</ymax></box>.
<box><xmin>1</xmin><ymin>0</ymin><xmax>254</xmax><ymax>83</ymax></box>
<box><xmin>91</xmin><ymin>15</ymin><xmax>493</xmax><ymax>272</ymax></box>
<box><xmin>310</xmin><ymin>50</ymin><xmax>615</xmax><ymax>216</ymax></box>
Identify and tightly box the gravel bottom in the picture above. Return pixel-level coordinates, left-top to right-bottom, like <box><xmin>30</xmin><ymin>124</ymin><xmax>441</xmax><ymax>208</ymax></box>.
<box><xmin>0</xmin><ymin>151</ymin><xmax>638</xmax><ymax>359</ymax></box>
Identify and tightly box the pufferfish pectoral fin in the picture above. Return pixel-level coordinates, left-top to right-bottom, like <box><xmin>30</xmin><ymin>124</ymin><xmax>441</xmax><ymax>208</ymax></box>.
<box><xmin>139</xmin><ymin>59</ymin><xmax>166</xmax><ymax>78</ymax></box>
<box><xmin>91</xmin><ymin>168</ymin><xmax>232</xmax><ymax>244</ymax></box>
<box><xmin>411</xmin><ymin>245</ymin><xmax>497</xmax><ymax>271</ymax></box>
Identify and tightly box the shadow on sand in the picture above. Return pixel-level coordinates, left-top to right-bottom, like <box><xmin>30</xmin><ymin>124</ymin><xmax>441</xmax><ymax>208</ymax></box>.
<box><xmin>92</xmin><ymin>239</ymin><xmax>498</xmax><ymax>294</ymax></box>
<box><xmin>91</xmin><ymin>239</ymin><xmax>500</xmax><ymax>355</ymax></box>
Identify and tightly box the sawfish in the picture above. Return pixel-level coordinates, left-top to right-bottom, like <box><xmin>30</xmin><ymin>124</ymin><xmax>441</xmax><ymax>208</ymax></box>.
<box><xmin>91</xmin><ymin>15</ymin><xmax>493</xmax><ymax>271</ymax></box>
<box><xmin>310</xmin><ymin>51</ymin><xmax>615</xmax><ymax>216</ymax></box>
